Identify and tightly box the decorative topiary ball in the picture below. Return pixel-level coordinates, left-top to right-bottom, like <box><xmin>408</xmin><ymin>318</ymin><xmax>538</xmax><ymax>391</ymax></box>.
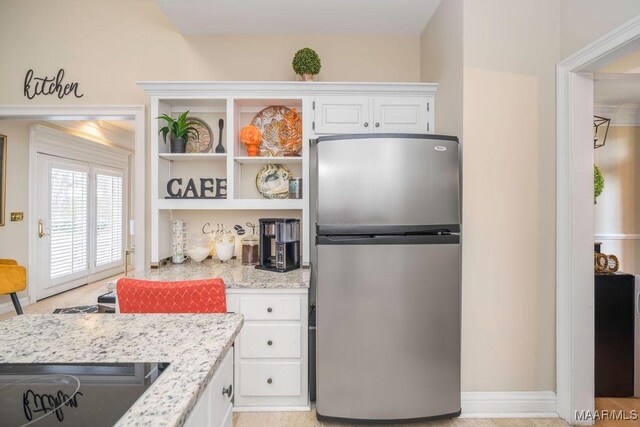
<box><xmin>292</xmin><ymin>48</ymin><xmax>321</xmax><ymax>78</ymax></box>
<box><xmin>594</xmin><ymin>165</ymin><xmax>604</xmax><ymax>203</ymax></box>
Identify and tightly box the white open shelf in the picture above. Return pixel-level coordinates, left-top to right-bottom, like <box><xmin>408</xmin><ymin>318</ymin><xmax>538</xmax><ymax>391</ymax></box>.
<box><xmin>158</xmin><ymin>198</ymin><xmax>305</xmax><ymax>210</ymax></box>
<box><xmin>234</xmin><ymin>156</ymin><xmax>302</xmax><ymax>165</ymax></box>
<box><xmin>160</xmin><ymin>153</ymin><xmax>227</xmax><ymax>162</ymax></box>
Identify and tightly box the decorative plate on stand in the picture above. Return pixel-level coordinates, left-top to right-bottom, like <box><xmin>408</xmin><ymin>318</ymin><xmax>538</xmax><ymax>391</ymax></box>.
<box><xmin>251</xmin><ymin>106</ymin><xmax>302</xmax><ymax>157</ymax></box>
<box><xmin>256</xmin><ymin>164</ymin><xmax>291</xmax><ymax>199</ymax></box>
<box><xmin>186</xmin><ymin>118</ymin><xmax>213</xmax><ymax>153</ymax></box>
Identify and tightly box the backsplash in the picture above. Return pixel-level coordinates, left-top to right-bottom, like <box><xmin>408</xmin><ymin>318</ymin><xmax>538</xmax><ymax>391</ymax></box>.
<box><xmin>170</xmin><ymin>210</ymin><xmax>303</xmax><ymax>258</ymax></box>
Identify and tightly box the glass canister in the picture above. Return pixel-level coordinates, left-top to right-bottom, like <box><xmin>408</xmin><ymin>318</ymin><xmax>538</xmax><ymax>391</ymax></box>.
<box><xmin>241</xmin><ymin>235</ymin><xmax>260</xmax><ymax>265</ymax></box>
<box><xmin>214</xmin><ymin>234</ymin><xmax>235</xmax><ymax>262</ymax></box>
<box><xmin>288</xmin><ymin>177</ymin><xmax>302</xmax><ymax>199</ymax></box>
<box><xmin>171</xmin><ymin>219</ymin><xmax>189</xmax><ymax>264</ymax></box>
<box><xmin>187</xmin><ymin>235</ymin><xmax>211</xmax><ymax>263</ymax></box>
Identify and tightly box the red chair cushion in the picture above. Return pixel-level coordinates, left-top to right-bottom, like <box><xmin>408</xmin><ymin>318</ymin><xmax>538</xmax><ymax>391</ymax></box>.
<box><xmin>116</xmin><ymin>278</ymin><xmax>227</xmax><ymax>313</ymax></box>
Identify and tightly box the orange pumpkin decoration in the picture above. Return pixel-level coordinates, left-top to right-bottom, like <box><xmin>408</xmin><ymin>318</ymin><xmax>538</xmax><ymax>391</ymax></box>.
<box><xmin>240</xmin><ymin>125</ymin><xmax>262</xmax><ymax>156</ymax></box>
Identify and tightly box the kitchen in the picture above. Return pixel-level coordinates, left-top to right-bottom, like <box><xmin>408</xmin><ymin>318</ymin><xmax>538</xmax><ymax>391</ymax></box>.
<box><xmin>1</xmin><ymin>1</ymin><xmax>640</xmax><ymax>426</ymax></box>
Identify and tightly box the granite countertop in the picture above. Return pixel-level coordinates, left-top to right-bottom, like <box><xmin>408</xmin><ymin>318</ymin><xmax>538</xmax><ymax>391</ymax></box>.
<box><xmin>0</xmin><ymin>313</ymin><xmax>243</xmax><ymax>427</ymax></box>
<box><xmin>122</xmin><ymin>258</ymin><xmax>310</xmax><ymax>289</ymax></box>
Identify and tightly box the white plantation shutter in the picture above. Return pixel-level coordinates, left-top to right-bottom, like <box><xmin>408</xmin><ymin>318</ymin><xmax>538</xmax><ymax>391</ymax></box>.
<box><xmin>50</xmin><ymin>168</ymin><xmax>88</xmax><ymax>279</ymax></box>
<box><xmin>95</xmin><ymin>173</ymin><xmax>124</xmax><ymax>267</ymax></box>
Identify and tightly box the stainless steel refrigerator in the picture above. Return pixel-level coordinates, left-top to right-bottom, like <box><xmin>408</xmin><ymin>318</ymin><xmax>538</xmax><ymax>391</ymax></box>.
<box><xmin>311</xmin><ymin>133</ymin><xmax>461</xmax><ymax>423</ymax></box>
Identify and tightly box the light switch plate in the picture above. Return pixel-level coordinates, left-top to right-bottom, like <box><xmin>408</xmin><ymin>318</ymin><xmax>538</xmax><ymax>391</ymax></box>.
<box><xmin>10</xmin><ymin>212</ymin><xmax>24</xmax><ymax>221</ymax></box>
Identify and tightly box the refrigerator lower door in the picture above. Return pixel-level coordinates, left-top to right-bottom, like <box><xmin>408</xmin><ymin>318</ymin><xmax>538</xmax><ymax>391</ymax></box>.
<box><xmin>316</xmin><ymin>237</ymin><xmax>461</xmax><ymax>422</ymax></box>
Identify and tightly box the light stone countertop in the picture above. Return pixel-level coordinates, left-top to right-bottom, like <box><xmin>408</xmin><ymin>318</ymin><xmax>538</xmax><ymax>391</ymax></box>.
<box><xmin>120</xmin><ymin>258</ymin><xmax>310</xmax><ymax>289</ymax></box>
<box><xmin>0</xmin><ymin>313</ymin><xmax>243</xmax><ymax>427</ymax></box>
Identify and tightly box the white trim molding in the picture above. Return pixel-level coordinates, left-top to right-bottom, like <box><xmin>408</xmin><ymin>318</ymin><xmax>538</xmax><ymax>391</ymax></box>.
<box><xmin>556</xmin><ymin>14</ymin><xmax>640</xmax><ymax>426</ymax></box>
<box><xmin>460</xmin><ymin>391</ymin><xmax>557</xmax><ymax>419</ymax></box>
<box><xmin>137</xmin><ymin>81</ymin><xmax>438</xmax><ymax>97</ymax></box>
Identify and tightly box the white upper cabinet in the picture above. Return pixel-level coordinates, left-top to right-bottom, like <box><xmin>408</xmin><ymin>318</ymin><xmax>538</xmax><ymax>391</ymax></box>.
<box><xmin>313</xmin><ymin>95</ymin><xmax>434</xmax><ymax>135</ymax></box>
<box><xmin>373</xmin><ymin>96</ymin><xmax>431</xmax><ymax>133</ymax></box>
<box><xmin>313</xmin><ymin>96</ymin><xmax>370</xmax><ymax>134</ymax></box>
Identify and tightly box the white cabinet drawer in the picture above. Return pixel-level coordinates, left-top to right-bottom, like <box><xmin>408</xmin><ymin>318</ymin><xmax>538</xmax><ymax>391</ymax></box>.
<box><xmin>239</xmin><ymin>297</ymin><xmax>301</xmax><ymax>321</ymax></box>
<box><xmin>239</xmin><ymin>361</ymin><xmax>302</xmax><ymax>397</ymax></box>
<box><xmin>240</xmin><ymin>324</ymin><xmax>301</xmax><ymax>359</ymax></box>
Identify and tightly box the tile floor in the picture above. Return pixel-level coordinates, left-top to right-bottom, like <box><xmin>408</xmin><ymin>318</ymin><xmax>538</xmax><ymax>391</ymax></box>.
<box><xmin>1</xmin><ymin>278</ymin><xmax>572</xmax><ymax>426</ymax></box>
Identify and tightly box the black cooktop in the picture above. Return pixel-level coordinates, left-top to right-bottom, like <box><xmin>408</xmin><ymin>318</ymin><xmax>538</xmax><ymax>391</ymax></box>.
<box><xmin>0</xmin><ymin>362</ymin><xmax>169</xmax><ymax>426</ymax></box>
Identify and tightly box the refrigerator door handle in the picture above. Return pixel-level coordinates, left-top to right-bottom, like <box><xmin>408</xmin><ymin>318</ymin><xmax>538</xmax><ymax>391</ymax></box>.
<box><xmin>636</xmin><ymin>291</ymin><xmax>640</xmax><ymax>316</ymax></box>
<box><xmin>317</xmin><ymin>234</ymin><xmax>460</xmax><ymax>246</ymax></box>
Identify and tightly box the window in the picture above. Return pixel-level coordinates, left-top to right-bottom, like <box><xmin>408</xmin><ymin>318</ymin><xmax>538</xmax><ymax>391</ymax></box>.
<box><xmin>95</xmin><ymin>172</ymin><xmax>124</xmax><ymax>267</ymax></box>
<box><xmin>50</xmin><ymin>167</ymin><xmax>88</xmax><ymax>279</ymax></box>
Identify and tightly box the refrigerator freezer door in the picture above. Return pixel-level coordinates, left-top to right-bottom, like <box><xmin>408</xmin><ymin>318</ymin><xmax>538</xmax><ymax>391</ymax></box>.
<box><xmin>314</xmin><ymin>134</ymin><xmax>460</xmax><ymax>232</ymax></box>
<box><xmin>316</xmin><ymin>240</ymin><xmax>461</xmax><ymax>421</ymax></box>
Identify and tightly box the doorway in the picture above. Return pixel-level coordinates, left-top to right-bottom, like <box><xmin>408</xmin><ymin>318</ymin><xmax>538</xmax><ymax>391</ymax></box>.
<box><xmin>35</xmin><ymin>152</ymin><xmax>126</xmax><ymax>300</ymax></box>
<box><xmin>557</xmin><ymin>15</ymin><xmax>640</xmax><ymax>425</ymax></box>
<box><xmin>0</xmin><ymin>105</ymin><xmax>145</xmax><ymax>309</ymax></box>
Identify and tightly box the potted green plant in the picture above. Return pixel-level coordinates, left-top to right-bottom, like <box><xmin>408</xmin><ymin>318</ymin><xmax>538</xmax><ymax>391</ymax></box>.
<box><xmin>594</xmin><ymin>165</ymin><xmax>604</xmax><ymax>204</ymax></box>
<box><xmin>156</xmin><ymin>110</ymin><xmax>199</xmax><ymax>153</ymax></box>
<box><xmin>292</xmin><ymin>47</ymin><xmax>321</xmax><ymax>81</ymax></box>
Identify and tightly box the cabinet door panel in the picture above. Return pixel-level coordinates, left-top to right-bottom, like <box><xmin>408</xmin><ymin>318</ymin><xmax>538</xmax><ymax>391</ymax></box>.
<box><xmin>314</xmin><ymin>96</ymin><xmax>370</xmax><ymax>134</ymax></box>
<box><xmin>373</xmin><ymin>96</ymin><xmax>429</xmax><ymax>133</ymax></box>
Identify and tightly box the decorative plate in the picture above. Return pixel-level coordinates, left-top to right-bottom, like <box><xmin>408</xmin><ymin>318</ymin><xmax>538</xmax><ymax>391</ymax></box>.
<box><xmin>251</xmin><ymin>106</ymin><xmax>302</xmax><ymax>157</ymax></box>
<box><xmin>256</xmin><ymin>164</ymin><xmax>291</xmax><ymax>199</ymax></box>
<box><xmin>186</xmin><ymin>117</ymin><xmax>213</xmax><ymax>153</ymax></box>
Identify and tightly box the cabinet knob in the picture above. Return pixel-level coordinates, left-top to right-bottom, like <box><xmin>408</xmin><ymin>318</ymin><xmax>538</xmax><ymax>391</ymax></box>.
<box><xmin>267</xmin><ymin>378</ymin><xmax>273</xmax><ymax>384</ymax></box>
<box><xmin>267</xmin><ymin>307</ymin><xmax>273</xmax><ymax>313</ymax></box>
<box><xmin>375</xmin><ymin>122</ymin><xmax>380</xmax><ymax>128</ymax></box>
<box><xmin>364</xmin><ymin>122</ymin><xmax>369</xmax><ymax>128</ymax></box>
<box><xmin>222</xmin><ymin>384</ymin><xmax>233</xmax><ymax>398</ymax></box>
<box><xmin>267</xmin><ymin>340</ymin><xmax>273</xmax><ymax>346</ymax></box>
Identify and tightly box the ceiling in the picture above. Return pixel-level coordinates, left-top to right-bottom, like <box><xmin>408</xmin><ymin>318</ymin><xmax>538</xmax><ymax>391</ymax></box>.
<box><xmin>594</xmin><ymin>73</ymin><xmax>640</xmax><ymax>105</ymax></box>
<box><xmin>155</xmin><ymin>0</ymin><xmax>442</xmax><ymax>35</ymax></box>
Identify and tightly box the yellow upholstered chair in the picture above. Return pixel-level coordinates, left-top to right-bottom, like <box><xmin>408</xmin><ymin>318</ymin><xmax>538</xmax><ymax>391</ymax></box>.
<box><xmin>0</xmin><ymin>259</ymin><xmax>26</xmax><ymax>315</ymax></box>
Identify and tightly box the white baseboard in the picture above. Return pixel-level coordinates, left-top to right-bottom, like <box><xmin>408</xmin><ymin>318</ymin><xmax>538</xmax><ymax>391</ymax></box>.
<box><xmin>461</xmin><ymin>391</ymin><xmax>558</xmax><ymax>418</ymax></box>
<box><xmin>0</xmin><ymin>296</ymin><xmax>31</xmax><ymax>315</ymax></box>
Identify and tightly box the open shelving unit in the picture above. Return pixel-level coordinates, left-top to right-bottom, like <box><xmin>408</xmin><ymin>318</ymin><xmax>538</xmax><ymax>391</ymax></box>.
<box><xmin>146</xmin><ymin>90</ymin><xmax>310</xmax><ymax>265</ymax></box>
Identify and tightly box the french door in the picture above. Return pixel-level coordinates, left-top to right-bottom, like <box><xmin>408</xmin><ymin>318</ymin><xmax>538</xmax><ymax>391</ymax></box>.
<box><xmin>36</xmin><ymin>154</ymin><xmax>125</xmax><ymax>300</ymax></box>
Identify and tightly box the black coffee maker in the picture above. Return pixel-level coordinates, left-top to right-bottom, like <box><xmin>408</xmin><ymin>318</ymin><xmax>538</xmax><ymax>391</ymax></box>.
<box><xmin>256</xmin><ymin>218</ymin><xmax>300</xmax><ymax>272</ymax></box>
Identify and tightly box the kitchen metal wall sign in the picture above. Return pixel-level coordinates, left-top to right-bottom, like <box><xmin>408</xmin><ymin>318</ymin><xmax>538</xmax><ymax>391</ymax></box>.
<box><xmin>166</xmin><ymin>177</ymin><xmax>227</xmax><ymax>199</ymax></box>
<box><xmin>23</xmin><ymin>69</ymin><xmax>84</xmax><ymax>99</ymax></box>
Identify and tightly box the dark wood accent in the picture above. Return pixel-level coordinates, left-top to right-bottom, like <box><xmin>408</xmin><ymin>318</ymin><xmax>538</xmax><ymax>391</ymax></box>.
<box><xmin>595</xmin><ymin>273</ymin><xmax>635</xmax><ymax>397</ymax></box>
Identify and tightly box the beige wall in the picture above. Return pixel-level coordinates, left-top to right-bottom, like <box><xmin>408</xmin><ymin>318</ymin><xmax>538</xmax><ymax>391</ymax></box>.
<box><xmin>560</xmin><ymin>0</ymin><xmax>640</xmax><ymax>58</ymax></box>
<box><xmin>459</xmin><ymin>0</ymin><xmax>640</xmax><ymax>392</ymax></box>
<box><xmin>0</xmin><ymin>121</ymin><xmax>31</xmax><ymax>307</ymax></box>
<box><xmin>0</xmin><ymin>0</ymin><xmax>421</xmax><ymax>106</ymax></box>
<box><xmin>420</xmin><ymin>0</ymin><xmax>463</xmax><ymax>138</ymax></box>
<box><xmin>595</xmin><ymin>126</ymin><xmax>640</xmax><ymax>273</ymax></box>
<box><xmin>461</xmin><ymin>0</ymin><xmax>561</xmax><ymax>392</ymax></box>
